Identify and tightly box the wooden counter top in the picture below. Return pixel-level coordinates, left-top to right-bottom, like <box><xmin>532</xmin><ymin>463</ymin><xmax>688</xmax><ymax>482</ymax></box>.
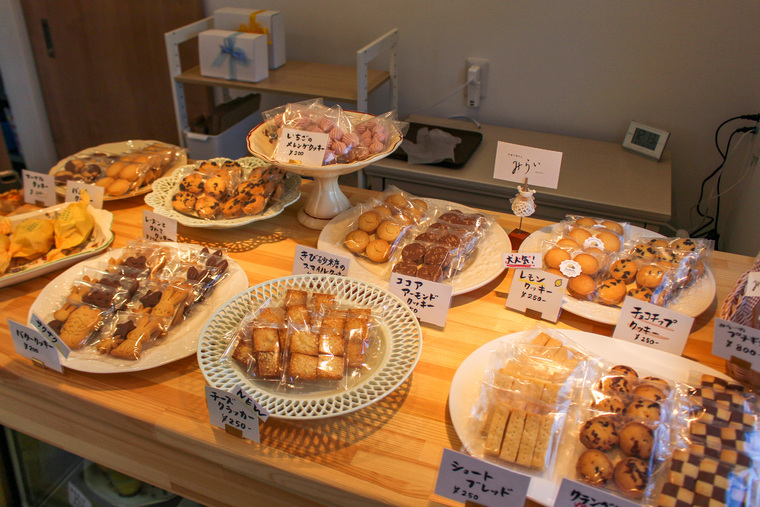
<box><xmin>0</xmin><ymin>181</ymin><xmax>752</xmax><ymax>506</ymax></box>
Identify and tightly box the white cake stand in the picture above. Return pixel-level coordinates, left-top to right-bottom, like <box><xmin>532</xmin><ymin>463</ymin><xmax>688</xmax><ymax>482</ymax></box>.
<box><xmin>246</xmin><ymin>111</ymin><xmax>403</xmax><ymax>230</ymax></box>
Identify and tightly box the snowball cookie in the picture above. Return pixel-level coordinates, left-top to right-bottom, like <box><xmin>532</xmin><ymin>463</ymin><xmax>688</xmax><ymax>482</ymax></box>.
<box><xmin>545</xmin><ymin>247</ymin><xmax>571</xmax><ymax>269</ymax></box>
<box><xmin>344</xmin><ymin>229</ymin><xmax>370</xmax><ymax>253</ymax></box>
<box><xmin>358</xmin><ymin>210</ymin><xmax>382</xmax><ymax>234</ymax></box>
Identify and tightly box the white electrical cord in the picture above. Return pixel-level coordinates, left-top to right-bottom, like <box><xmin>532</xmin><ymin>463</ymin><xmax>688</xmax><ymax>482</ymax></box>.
<box><xmin>406</xmin><ymin>79</ymin><xmax>473</xmax><ymax>117</ymax></box>
<box><xmin>708</xmin><ymin>130</ymin><xmax>757</xmax><ymax>198</ymax></box>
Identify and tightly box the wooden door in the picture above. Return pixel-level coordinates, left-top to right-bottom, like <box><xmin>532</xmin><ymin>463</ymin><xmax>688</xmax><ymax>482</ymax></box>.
<box><xmin>21</xmin><ymin>0</ymin><xmax>209</xmax><ymax>158</ymax></box>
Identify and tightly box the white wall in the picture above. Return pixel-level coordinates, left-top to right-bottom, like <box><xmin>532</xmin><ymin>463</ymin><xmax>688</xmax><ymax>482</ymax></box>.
<box><xmin>4</xmin><ymin>0</ymin><xmax>760</xmax><ymax>252</ymax></box>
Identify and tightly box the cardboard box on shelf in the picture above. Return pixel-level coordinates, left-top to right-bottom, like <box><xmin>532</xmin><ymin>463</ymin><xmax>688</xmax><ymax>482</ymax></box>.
<box><xmin>213</xmin><ymin>7</ymin><xmax>286</xmax><ymax>69</ymax></box>
<box><xmin>198</xmin><ymin>29</ymin><xmax>268</xmax><ymax>83</ymax></box>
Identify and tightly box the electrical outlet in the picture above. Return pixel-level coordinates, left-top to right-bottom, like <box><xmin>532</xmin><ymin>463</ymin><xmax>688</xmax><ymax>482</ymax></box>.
<box><xmin>466</xmin><ymin>57</ymin><xmax>489</xmax><ymax>107</ymax></box>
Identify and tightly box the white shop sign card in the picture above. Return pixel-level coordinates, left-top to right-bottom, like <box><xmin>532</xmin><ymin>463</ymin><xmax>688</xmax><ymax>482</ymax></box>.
<box><xmin>612</xmin><ymin>297</ymin><xmax>693</xmax><ymax>355</ymax></box>
<box><xmin>506</xmin><ymin>269</ymin><xmax>566</xmax><ymax>323</ymax></box>
<box><xmin>30</xmin><ymin>312</ymin><xmax>71</xmax><ymax>358</ymax></box>
<box><xmin>293</xmin><ymin>245</ymin><xmax>350</xmax><ymax>276</ymax></box>
<box><xmin>275</xmin><ymin>129</ymin><xmax>329</xmax><ymax>166</ymax></box>
<box><xmin>713</xmin><ymin>318</ymin><xmax>760</xmax><ymax>370</ymax></box>
<box><xmin>434</xmin><ymin>448</ymin><xmax>530</xmax><ymax>507</ymax></box>
<box><xmin>65</xmin><ymin>181</ymin><xmax>104</xmax><ymax>209</ymax></box>
<box><xmin>142</xmin><ymin>210</ymin><xmax>177</xmax><ymax>243</ymax></box>
<box><xmin>503</xmin><ymin>252</ymin><xmax>542</xmax><ymax>269</ymax></box>
<box><xmin>746</xmin><ymin>272</ymin><xmax>760</xmax><ymax>297</ymax></box>
<box><xmin>205</xmin><ymin>385</ymin><xmax>260</xmax><ymax>442</ymax></box>
<box><xmin>493</xmin><ymin>141</ymin><xmax>562</xmax><ymax>189</ymax></box>
<box><xmin>554</xmin><ymin>478</ymin><xmax>638</xmax><ymax>507</ymax></box>
<box><xmin>9</xmin><ymin>319</ymin><xmax>63</xmax><ymax>372</ymax></box>
<box><xmin>67</xmin><ymin>481</ymin><xmax>92</xmax><ymax>507</ymax></box>
<box><xmin>390</xmin><ymin>273</ymin><xmax>453</xmax><ymax>327</ymax></box>
<box><xmin>22</xmin><ymin>170</ymin><xmax>57</xmax><ymax>207</ymax></box>
<box><xmin>232</xmin><ymin>383</ymin><xmax>270</xmax><ymax>422</ymax></box>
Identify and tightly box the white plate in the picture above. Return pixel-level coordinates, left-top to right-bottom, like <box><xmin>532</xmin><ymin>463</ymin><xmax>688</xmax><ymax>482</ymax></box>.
<box><xmin>49</xmin><ymin>140</ymin><xmax>188</xmax><ymax>201</ymax></box>
<box><xmin>82</xmin><ymin>460</ymin><xmax>176</xmax><ymax>506</ymax></box>
<box><xmin>28</xmin><ymin>243</ymin><xmax>248</xmax><ymax>373</ymax></box>
<box><xmin>448</xmin><ymin>329</ymin><xmax>729</xmax><ymax>506</ymax></box>
<box><xmin>144</xmin><ymin>157</ymin><xmax>301</xmax><ymax>229</ymax></box>
<box><xmin>519</xmin><ymin>224</ymin><xmax>716</xmax><ymax>325</ymax></box>
<box><xmin>198</xmin><ymin>274</ymin><xmax>423</xmax><ymax>419</ymax></box>
<box><xmin>317</xmin><ymin>199</ymin><xmax>510</xmax><ymax>296</ymax></box>
<box><xmin>0</xmin><ymin>203</ymin><xmax>114</xmax><ymax>288</ymax></box>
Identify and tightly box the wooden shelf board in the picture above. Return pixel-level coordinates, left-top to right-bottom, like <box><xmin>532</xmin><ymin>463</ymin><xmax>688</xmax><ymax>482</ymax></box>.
<box><xmin>176</xmin><ymin>61</ymin><xmax>390</xmax><ymax>103</ymax></box>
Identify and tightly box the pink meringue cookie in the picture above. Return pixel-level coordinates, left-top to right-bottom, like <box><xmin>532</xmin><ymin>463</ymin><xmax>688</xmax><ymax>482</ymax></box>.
<box><xmin>342</xmin><ymin>132</ymin><xmax>360</xmax><ymax>147</ymax></box>
<box><xmin>369</xmin><ymin>140</ymin><xmax>385</xmax><ymax>154</ymax></box>
<box><xmin>308</xmin><ymin>125</ymin><xmax>323</xmax><ymax>133</ymax></box>
<box><xmin>373</xmin><ymin>131</ymin><xmax>387</xmax><ymax>143</ymax></box>
<box><xmin>329</xmin><ymin>127</ymin><xmax>344</xmax><ymax>141</ymax></box>
<box><xmin>355</xmin><ymin>123</ymin><xmax>368</xmax><ymax>134</ymax></box>
<box><xmin>361</xmin><ymin>130</ymin><xmax>373</xmax><ymax>144</ymax></box>
<box><xmin>331</xmin><ymin>140</ymin><xmax>348</xmax><ymax>155</ymax></box>
<box><xmin>293</xmin><ymin>117</ymin><xmax>312</xmax><ymax>130</ymax></box>
<box><xmin>318</xmin><ymin>117</ymin><xmax>335</xmax><ymax>132</ymax></box>
<box><xmin>274</xmin><ymin>114</ymin><xmax>285</xmax><ymax>127</ymax></box>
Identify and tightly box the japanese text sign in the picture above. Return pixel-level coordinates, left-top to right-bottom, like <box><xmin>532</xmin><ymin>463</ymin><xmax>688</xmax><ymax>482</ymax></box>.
<box><xmin>65</xmin><ymin>181</ymin><xmax>104</xmax><ymax>209</ymax></box>
<box><xmin>275</xmin><ymin>128</ymin><xmax>329</xmax><ymax>166</ymax></box>
<box><xmin>143</xmin><ymin>210</ymin><xmax>177</xmax><ymax>243</ymax></box>
<box><xmin>293</xmin><ymin>245</ymin><xmax>350</xmax><ymax>276</ymax></box>
<box><xmin>506</xmin><ymin>269</ymin><xmax>565</xmax><ymax>322</ymax></box>
<box><xmin>612</xmin><ymin>297</ymin><xmax>692</xmax><ymax>355</ymax></box>
<box><xmin>493</xmin><ymin>141</ymin><xmax>562</xmax><ymax>189</ymax></box>
<box><xmin>434</xmin><ymin>448</ymin><xmax>530</xmax><ymax>507</ymax></box>
<box><xmin>746</xmin><ymin>272</ymin><xmax>760</xmax><ymax>297</ymax></box>
<box><xmin>390</xmin><ymin>273</ymin><xmax>452</xmax><ymax>327</ymax></box>
<box><xmin>22</xmin><ymin>170</ymin><xmax>57</xmax><ymax>207</ymax></box>
<box><xmin>503</xmin><ymin>252</ymin><xmax>542</xmax><ymax>269</ymax></box>
<box><xmin>555</xmin><ymin>478</ymin><xmax>638</xmax><ymax>507</ymax></box>
<box><xmin>713</xmin><ymin>318</ymin><xmax>760</xmax><ymax>370</ymax></box>
<box><xmin>9</xmin><ymin>319</ymin><xmax>63</xmax><ymax>372</ymax></box>
<box><xmin>205</xmin><ymin>384</ymin><xmax>267</xmax><ymax>442</ymax></box>
<box><xmin>30</xmin><ymin>312</ymin><xmax>71</xmax><ymax>358</ymax></box>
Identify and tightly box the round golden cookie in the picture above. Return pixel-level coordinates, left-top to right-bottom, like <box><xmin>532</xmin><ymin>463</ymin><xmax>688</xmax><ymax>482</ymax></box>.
<box><xmin>631</xmin><ymin>244</ymin><xmax>657</xmax><ymax>259</ymax></box>
<box><xmin>636</xmin><ymin>264</ymin><xmax>665</xmax><ymax>288</ymax></box>
<box><xmin>601</xmin><ymin>220</ymin><xmax>624</xmax><ymax>235</ymax></box>
<box><xmin>573</xmin><ymin>253</ymin><xmax>599</xmax><ymax>276</ymax></box>
<box><xmin>593</xmin><ymin>395</ymin><xmax>627</xmax><ymax>414</ymax></box>
<box><xmin>203</xmin><ymin>176</ymin><xmax>227</xmax><ymax>200</ymax></box>
<box><xmin>609</xmin><ymin>365</ymin><xmax>638</xmax><ymax>378</ymax></box>
<box><xmin>376</xmin><ymin>220</ymin><xmax>402</xmax><ymax>242</ymax></box>
<box><xmin>614</xmin><ymin>457</ymin><xmax>648</xmax><ymax>499</ymax></box>
<box><xmin>195</xmin><ymin>195</ymin><xmax>220</xmax><ymax>219</ymax></box>
<box><xmin>384</xmin><ymin>194</ymin><xmax>408</xmax><ymax>209</ymax></box>
<box><xmin>618</xmin><ymin>422</ymin><xmax>654</xmax><ymax>459</ymax></box>
<box><xmin>625</xmin><ymin>399</ymin><xmax>661</xmax><ymax>421</ymax></box>
<box><xmin>179</xmin><ymin>173</ymin><xmax>205</xmax><ymax>194</ymax></box>
<box><xmin>242</xmin><ymin>195</ymin><xmax>266</xmax><ymax>215</ymax></box>
<box><xmin>373</xmin><ymin>205</ymin><xmax>392</xmax><ymax>216</ymax></box>
<box><xmin>633</xmin><ymin>384</ymin><xmax>666</xmax><ymax>402</ymax></box>
<box><xmin>220</xmin><ymin>196</ymin><xmax>244</xmax><ymax>218</ymax></box>
<box><xmin>197</xmin><ymin>160</ymin><xmax>220</xmax><ymax>173</ymax></box>
<box><xmin>118</xmin><ymin>163</ymin><xmax>140</xmax><ymax>182</ymax></box>
<box><xmin>365</xmin><ymin>238</ymin><xmax>391</xmax><ymax>262</ymax></box>
<box><xmin>106</xmin><ymin>161</ymin><xmax>125</xmax><ymax>178</ymax></box>
<box><xmin>345</xmin><ymin>230</ymin><xmax>370</xmax><ymax>253</ymax></box>
<box><xmin>568</xmin><ymin>273</ymin><xmax>595</xmax><ymax>298</ymax></box>
<box><xmin>171</xmin><ymin>191</ymin><xmax>197</xmax><ymax>214</ymax></box>
<box><xmin>627</xmin><ymin>286</ymin><xmax>653</xmax><ymax>302</ymax></box>
<box><xmin>556</xmin><ymin>237</ymin><xmax>580</xmax><ymax>249</ymax></box>
<box><xmin>579</xmin><ymin>415</ymin><xmax>619</xmax><ymax>451</ymax></box>
<box><xmin>575</xmin><ymin>217</ymin><xmax>597</xmax><ymax>227</ymax></box>
<box><xmin>600</xmin><ymin>375</ymin><xmax>633</xmax><ymax>394</ymax></box>
<box><xmin>545</xmin><ymin>247</ymin><xmax>571</xmax><ymax>269</ymax></box>
<box><xmin>568</xmin><ymin>227</ymin><xmax>592</xmax><ymax>244</ymax></box>
<box><xmin>610</xmin><ymin>259</ymin><xmax>638</xmax><ymax>284</ymax></box>
<box><xmin>410</xmin><ymin>198</ymin><xmax>428</xmax><ymax>211</ymax></box>
<box><xmin>648</xmin><ymin>238</ymin><xmax>670</xmax><ymax>248</ymax></box>
<box><xmin>358</xmin><ymin>211</ymin><xmax>383</xmax><ymax>234</ymax></box>
<box><xmin>596</xmin><ymin>230</ymin><xmax>622</xmax><ymax>252</ymax></box>
<box><xmin>106</xmin><ymin>178</ymin><xmax>130</xmax><ymax>196</ymax></box>
<box><xmin>670</xmin><ymin>238</ymin><xmax>697</xmax><ymax>251</ymax></box>
<box><xmin>576</xmin><ymin>449</ymin><xmax>614</xmax><ymax>486</ymax></box>
<box><xmin>597</xmin><ymin>278</ymin><xmax>626</xmax><ymax>306</ymax></box>
<box><xmin>95</xmin><ymin>176</ymin><xmax>115</xmax><ymax>189</ymax></box>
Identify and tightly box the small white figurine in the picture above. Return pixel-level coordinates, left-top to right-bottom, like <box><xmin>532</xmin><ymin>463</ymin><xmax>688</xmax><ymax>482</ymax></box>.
<box><xmin>510</xmin><ymin>185</ymin><xmax>536</xmax><ymax>217</ymax></box>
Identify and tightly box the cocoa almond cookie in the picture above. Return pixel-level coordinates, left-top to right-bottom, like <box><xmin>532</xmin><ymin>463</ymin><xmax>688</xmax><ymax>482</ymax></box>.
<box><xmin>424</xmin><ymin>245</ymin><xmax>451</xmax><ymax>268</ymax></box>
<box><xmin>401</xmin><ymin>243</ymin><xmax>426</xmax><ymax>263</ymax></box>
<box><xmin>416</xmin><ymin>264</ymin><xmax>443</xmax><ymax>282</ymax></box>
<box><xmin>437</xmin><ymin>233</ymin><xmax>461</xmax><ymax>248</ymax></box>
<box><xmin>392</xmin><ymin>260</ymin><xmax>418</xmax><ymax>276</ymax></box>
<box><xmin>579</xmin><ymin>415</ymin><xmax>619</xmax><ymax>451</ymax></box>
<box><xmin>438</xmin><ymin>211</ymin><xmax>464</xmax><ymax>224</ymax></box>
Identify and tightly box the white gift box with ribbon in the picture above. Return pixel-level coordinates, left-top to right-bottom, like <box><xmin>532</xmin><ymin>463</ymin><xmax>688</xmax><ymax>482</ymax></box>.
<box><xmin>198</xmin><ymin>29</ymin><xmax>268</xmax><ymax>83</ymax></box>
<box><xmin>213</xmin><ymin>8</ymin><xmax>286</xmax><ymax>69</ymax></box>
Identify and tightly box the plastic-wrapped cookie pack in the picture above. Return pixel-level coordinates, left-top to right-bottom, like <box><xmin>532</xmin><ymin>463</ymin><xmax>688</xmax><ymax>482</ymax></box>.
<box><xmin>223</xmin><ymin>289</ymin><xmax>384</xmax><ymax>390</ymax></box>
<box><xmin>54</xmin><ymin>141</ymin><xmax>186</xmax><ymax>197</ymax></box>
<box><xmin>43</xmin><ymin>240</ymin><xmax>230</xmax><ymax>361</ymax></box>
<box><xmin>262</xmin><ymin>98</ymin><xmax>409</xmax><ymax>165</ymax></box>
<box><xmin>169</xmin><ymin>158</ymin><xmax>286</xmax><ymax>220</ymax></box>
<box><xmin>466</xmin><ymin>328</ymin><xmax>592</xmax><ymax>478</ymax></box>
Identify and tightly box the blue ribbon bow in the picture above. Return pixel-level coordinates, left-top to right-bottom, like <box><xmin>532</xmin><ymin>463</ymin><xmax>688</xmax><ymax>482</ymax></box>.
<box><xmin>214</xmin><ymin>32</ymin><xmax>247</xmax><ymax>80</ymax></box>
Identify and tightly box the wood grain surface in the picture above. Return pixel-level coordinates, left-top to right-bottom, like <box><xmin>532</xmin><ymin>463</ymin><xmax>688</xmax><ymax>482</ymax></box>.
<box><xmin>0</xmin><ymin>180</ymin><xmax>752</xmax><ymax>506</ymax></box>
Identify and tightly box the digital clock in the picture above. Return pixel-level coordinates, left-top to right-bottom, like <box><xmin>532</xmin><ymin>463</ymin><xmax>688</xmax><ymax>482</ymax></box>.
<box><xmin>622</xmin><ymin>121</ymin><xmax>669</xmax><ymax>160</ymax></box>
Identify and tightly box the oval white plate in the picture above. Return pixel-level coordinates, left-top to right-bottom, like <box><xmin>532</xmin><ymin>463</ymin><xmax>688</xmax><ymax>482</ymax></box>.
<box><xmin>519</xmin><ymin>224</ymin><xmax>716</xmax><ymax>325</ymax></box>
<box><xmin>198</xmin><ymin>274</ymin><xmax>423</xmax><ymax>419</ymax></box>
<box><xmin>0</xmin><ymin>203</ymin><xmax>114</xmax><ymax>289</ymax></box>
<box><xmin>28</xmin><ymin>243</ymin><xmax>248</xmax><ymax>373</ymax></box>
<box><xmin>448</xmin><ymin>330</ymin><xmax>729</xmax><ymax>506</ymax></box>
<box><xmin>144</xmin><ymin>157</ymin><xmax>302</xmax><ymax>229</ymax></box>
<box><xmin>49</xmin><ymin>140</ymin><xmax>188</xmax><ymax>201</ymax></box>
<box><xmin>317</xmin><ymin>199</ymin><xmax>510</xmax><ymax>296</ymax></box>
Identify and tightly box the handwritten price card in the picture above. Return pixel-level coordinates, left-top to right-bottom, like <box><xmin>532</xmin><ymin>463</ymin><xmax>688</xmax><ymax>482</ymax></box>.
<box><xmin>205</xmin><ymin>385</ymin><xmax>264</xmax><ymax>442</ymax></box>
<box><xmin>9</xmin><ymin>319</ymin><xmax>63</xmax><ymax>372</ymax></box>
<box><xmin>293</xmin><ymin>245</ymin><xmax>350</xmax><ymax>276</ymax></box>
<box><xmin>555</xmin><ymin>478</ymin><xmax>638</xmax><ymax>507</ymax></box>
<box><xmin>390</xmin><ymin>273</ymin><xmax>453</xmax><ymax>327</ymax></box>
<box><xmin>30</xmin><ymin>312</ymin><xmax>71</xmax><ymax>358</ymax></box>
<box><xmin>434</xmin><ymin>448</ymin><xmax>529</xmax><ymax>507</ymax></box>
<box><xmin>142</xmin><ymin>210</ymin><xmax>177</xmax><ymax>242</ymax></box>
<box><xmin>493</xmin><ymin>142</ymin><xmax>562</xmax><ymax>189</ymax></box>
<box><xmin>503</xmin><ymin>252</ymin><xmax>542</xmax><ymax>269</ymax></box>
<box><xmin>65</xmin><ymin>181</ymin><xmax>104</xmax><ymax>208</ymax></box>
<box><xmin>613</xmin><ymin>297</ymin><xmax>693</xmax><ymax>355</ymax></box>
<box><xmin>746</xmin><ymin>272</ymin><xmax>760</xmax><ymax>297</ymax></box>
<box><xmin>713</xmin><ymin>319</ymin><xmax>760</xmax><ymax>370</ymax></box>
<box><xmin>506</xmin><ymin>269</ymin><xmax>566</xmax><ymax>322</ymax></box>
<box><xmin>22</xmin><ymin>169</ymin><xmax>57</xmax><ymax>207</ymax></box>
<box><xmin>275</xmin><ymin>129</ymin><xmax>329</xmax><ymax>166</ymax></box>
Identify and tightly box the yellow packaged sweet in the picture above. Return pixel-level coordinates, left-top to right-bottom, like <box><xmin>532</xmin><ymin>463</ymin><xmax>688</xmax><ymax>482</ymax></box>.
<box><xmin>8</xmin><ymin>218</ymin><xmax>55</xmax><ymax>259</ymax></box>
<box><xmin>54</xmin><ymin>191</ymin><xmax>94</xmax><ymax>251</ymax></box>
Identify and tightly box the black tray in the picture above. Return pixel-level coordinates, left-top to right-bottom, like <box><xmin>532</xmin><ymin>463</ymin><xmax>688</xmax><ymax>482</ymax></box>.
<box><xmin>387</xmin><ymin>122</ymin><xmax>483</xmax><ymax>169</ymax></box>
